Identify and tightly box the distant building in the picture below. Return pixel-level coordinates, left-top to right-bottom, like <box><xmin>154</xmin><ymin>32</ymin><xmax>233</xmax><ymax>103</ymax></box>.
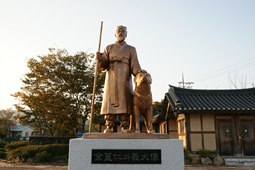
<box><xmin>162</xmin><ymin>85</ymin><xmax>255</xmax><ymax>156</ymax></box>
<box><xmin>9</xmin><ymin>125</ymin><xmax>33</xmax><ymax>140</ymax></box>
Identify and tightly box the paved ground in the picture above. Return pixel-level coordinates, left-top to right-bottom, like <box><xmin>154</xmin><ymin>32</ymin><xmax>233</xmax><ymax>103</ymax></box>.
<box><xmin>0</xmin><ymin>161</ymin><xmax>254</xmax><ymax>170</ymax></box>
<box><xmin>0</xmin><ymin>161</ymin><xmax>67</xmax><ymax>170</ymax></box>
<box><xmin>184</xmin><ymin>165</ymin><xmax>255</xmax><ymax>170</ymax></box>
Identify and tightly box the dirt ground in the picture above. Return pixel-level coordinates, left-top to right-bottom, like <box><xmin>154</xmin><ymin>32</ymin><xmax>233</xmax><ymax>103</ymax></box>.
<box><xmin>0</xmin><ymin>161</ymin><xmax>254</xmax><ymax>170</ymax></box>
<box><xmin>0</xmin><ymin>161</ymin><xmax>67</xmax><ymax>170</ymax></box>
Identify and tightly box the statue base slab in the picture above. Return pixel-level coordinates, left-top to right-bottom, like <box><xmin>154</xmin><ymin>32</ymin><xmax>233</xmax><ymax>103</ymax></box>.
<box><xmin>68</xmin><ymin>133</ymin><xmax>184</xmax><ymax>170</ymax></box>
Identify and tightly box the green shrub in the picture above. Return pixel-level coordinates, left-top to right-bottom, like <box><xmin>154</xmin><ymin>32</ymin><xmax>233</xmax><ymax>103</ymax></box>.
<box><xmin>5</xmin><ymin>141</ymin><xmax>29</xmax><ymax>151</ymax></box>
<box><xmin>8</xmin><ymin>145</ymin><xmax>40</xmax><ymax>162</ymax></box>
<box><xmin>0</xmin><ymin>142</ymin><xmax>6</xmax><ymax>148</ymax></box>
<box><xmin>42</xmin><ymin>144</ymin><xmax>69</xmax><ymax>155</ymax></box>
<box><xmin>5</xmin><ymin>136</ymin><xmax>22</xmax><ymax>143</ymax></box>
<box><xmin>198</xmin><ymin>149</ymin><xmax>217</xmax><ymax>159</ymax></box>
<box><xmin>7</xmin><ymin>144</ymin><xmax>69</xmax><ymax>163</ymax></box>
<box><xmin>0</xmin><ymin>151</ymin><xmax>7</xmax><ymax>159</ymax></box>
<box><xmin>35</xmin><ymin>151</ymin><xmax>52</xmax><ymax>163</ymax></box>
<box><xmin>184</xmin><ymin>149</ymin><xmax>192</xmax><ymax>161</ymax></box>
<box><xmin>29</xmin><ymin>136</ymin><xmax>74</xmax><ymax>145</ymax></box>
<box><xmin>51</xmin><ymin>155</ymin><xmax>68</xmax><ymax>163</ymax></box>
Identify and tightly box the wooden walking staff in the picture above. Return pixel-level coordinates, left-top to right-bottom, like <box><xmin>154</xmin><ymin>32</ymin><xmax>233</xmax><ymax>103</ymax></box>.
<box><xmin>89</xmin><ymin>21</ymin><xmax>103</xmax><ymax>133</ymax></box>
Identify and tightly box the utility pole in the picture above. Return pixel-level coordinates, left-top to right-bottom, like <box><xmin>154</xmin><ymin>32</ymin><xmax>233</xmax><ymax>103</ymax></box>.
<box><xmin>178</xmin><ymin>73</ymin><xmax>194</xmax><ymax>89</ymax></box>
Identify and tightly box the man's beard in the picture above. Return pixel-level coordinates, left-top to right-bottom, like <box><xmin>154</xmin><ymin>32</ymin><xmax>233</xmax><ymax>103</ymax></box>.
<box><xmin>116</xmin><ymin>35</ymin><xmax>126</xmax><ymax>42</ymax></box>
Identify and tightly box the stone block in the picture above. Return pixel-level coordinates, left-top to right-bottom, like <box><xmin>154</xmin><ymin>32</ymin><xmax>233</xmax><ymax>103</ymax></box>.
<box><xmin>201</xmin><ymin>157</ymin><xmax>212</xmax><ymax>165</ymax></box>
<box><xmin>68</xmin><ymin>134</ymin><xmax>184</xmax><ymax>170</ymax></box>
<box><xmin>213</xmin><ymin>155</ymin><xmax>224</xmax><ymax>166</ymax></box>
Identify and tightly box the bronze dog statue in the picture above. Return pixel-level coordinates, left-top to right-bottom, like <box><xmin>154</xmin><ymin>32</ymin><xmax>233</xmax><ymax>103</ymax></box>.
<box><xmin>133</xmin><ymin>70</ymin><xmax>154</xmax><ymax>133</ymax></box>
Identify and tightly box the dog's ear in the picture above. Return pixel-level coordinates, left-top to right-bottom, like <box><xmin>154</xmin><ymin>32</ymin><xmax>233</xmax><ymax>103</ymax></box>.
<box><xmin>146</xmin><ymin>73</ymin><xmax>152</xmax><ymax>84</ymax></box>
<box><xmin>141</xmin><ymin>69</ymin><xmax>147</xmax><ymax>73</ymax></box>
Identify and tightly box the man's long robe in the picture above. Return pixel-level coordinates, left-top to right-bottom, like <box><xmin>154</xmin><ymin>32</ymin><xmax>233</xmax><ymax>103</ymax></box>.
<box><xmin>98</xmin><ymin>41</ymin><xmax>141</xmax><ymax>115</ymax></box>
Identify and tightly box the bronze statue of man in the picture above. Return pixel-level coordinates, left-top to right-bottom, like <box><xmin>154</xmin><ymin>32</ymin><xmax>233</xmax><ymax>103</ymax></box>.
<box><xmin>96</xmin><ymin>25</ymin><xmax>142</xmax><ymax>133</ymax></box>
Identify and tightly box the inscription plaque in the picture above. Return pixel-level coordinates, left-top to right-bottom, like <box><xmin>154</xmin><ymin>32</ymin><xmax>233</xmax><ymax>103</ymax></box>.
<box><xmin>92</xmin><ymin>149</ymin><xmax>161</xmax><ymax>164</ymax></box>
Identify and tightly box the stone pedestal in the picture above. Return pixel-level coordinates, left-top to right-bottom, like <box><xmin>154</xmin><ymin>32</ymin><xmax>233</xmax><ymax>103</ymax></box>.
<box><xmin>68</xmin><ymin>133</ymin><xmax>184</xmax><ymax>170</ymax></box>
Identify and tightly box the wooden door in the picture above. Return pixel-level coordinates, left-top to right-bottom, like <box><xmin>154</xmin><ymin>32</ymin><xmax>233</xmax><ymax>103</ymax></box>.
<box><xmin>218</xmin><ymin>119</ymin><xmax>234</xmax><ymax>156</ymax></box>
<box><xmin>239</xmin><ymin>120</ymin><xmax>255</xmax><ymax>156</ymax></box>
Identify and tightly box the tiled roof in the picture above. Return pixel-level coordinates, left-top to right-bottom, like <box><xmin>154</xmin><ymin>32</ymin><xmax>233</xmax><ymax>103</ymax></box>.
<box><xmin>9</xmin><ymin>125</ymin><xmax>32</xmax><ymax>132</ymax></box>
<box><xmin>165</xmin><ymin>85</ymin><xmax>255</xmax><ymax>113</ymax></box>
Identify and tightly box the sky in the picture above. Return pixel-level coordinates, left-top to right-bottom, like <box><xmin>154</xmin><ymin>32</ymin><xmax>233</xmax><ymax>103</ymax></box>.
<box><xmin>0</xmin><ymin>0</ymin><xmax>255</xmax><ymax>109</ymax></box>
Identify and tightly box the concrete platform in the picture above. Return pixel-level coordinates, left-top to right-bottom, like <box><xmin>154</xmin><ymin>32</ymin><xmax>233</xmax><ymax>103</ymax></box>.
<box><xmin>82</xmin><ymin>132</ymin><xmax>172</xmax><ymax>139</ymax></box>
<box><xmin>68</xmin><ymin>133</ymin><xmax>184</xmax><ymax>170</ymax></box>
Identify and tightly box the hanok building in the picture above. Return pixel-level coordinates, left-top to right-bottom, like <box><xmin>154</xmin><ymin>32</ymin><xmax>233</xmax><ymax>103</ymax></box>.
<box><xmin>9</xmin><ymin>125</ymin><xmax>33</xmax><ymax>140</ymax></box>
<box><xmin>162</xmin><ymin>85</ymin><xmax>255</xmax><ymax>156</ymax></box>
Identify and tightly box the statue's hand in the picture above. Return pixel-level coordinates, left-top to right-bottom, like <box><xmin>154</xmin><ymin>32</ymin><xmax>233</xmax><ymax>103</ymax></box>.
<box><xmin>96</xmin><ymin>52</ymin><xmax>103</xmax><ymax>61</ymax></box>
